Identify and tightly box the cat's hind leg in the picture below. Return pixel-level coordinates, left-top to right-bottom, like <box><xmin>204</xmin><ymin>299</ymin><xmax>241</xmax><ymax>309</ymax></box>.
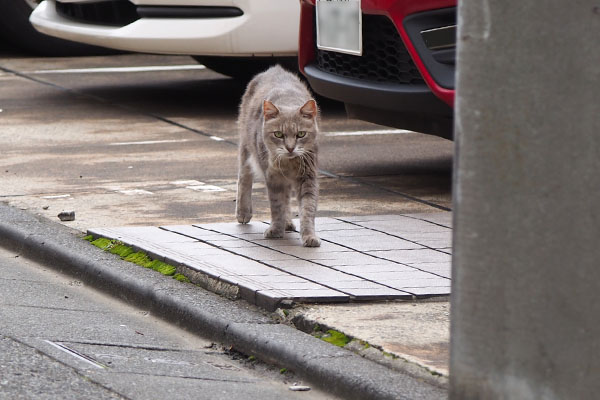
<box><xmin>236</xmin><ymin>147</ymin><xmax>253</xmax><ymax>224</ymax></box>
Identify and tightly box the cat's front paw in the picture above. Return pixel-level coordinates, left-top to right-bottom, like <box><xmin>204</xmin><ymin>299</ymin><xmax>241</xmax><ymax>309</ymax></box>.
<box><xmin>236</xmin><ymin>209</ymin><xmax>252</xmax><ymax>224</ymax></box>
<box><xmin>264</xmin><ymin>226</ymin><xmax>284</xmax><ymax>239</ymax></box>
<box><xmin>302</xmin><ymin>235</ymin><xmax>321</xmax><ymax>247</ymax></box>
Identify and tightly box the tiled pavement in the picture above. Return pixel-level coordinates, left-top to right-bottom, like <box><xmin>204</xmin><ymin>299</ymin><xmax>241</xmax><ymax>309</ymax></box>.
<box><xmin>89</xmin><ymin>213</ymin><xmax>452</xmax><ymax>310</ymax></box>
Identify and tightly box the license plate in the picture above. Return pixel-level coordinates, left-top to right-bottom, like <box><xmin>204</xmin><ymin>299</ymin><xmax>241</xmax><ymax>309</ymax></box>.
<box><xmin>316</xmin><ymin>0</ymin><xmax>362</xmax><ymax>56</ymax></box>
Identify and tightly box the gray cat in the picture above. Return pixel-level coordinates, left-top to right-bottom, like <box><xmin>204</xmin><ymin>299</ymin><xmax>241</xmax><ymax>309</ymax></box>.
<box><xmin>236</xmin><ymin>65</ymin><xmax>321</xmax><ymax>247</ymax></box>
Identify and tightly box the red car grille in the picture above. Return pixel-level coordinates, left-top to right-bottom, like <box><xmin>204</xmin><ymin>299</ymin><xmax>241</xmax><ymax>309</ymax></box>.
<box><xmin>315</xmin><ymin>15</ymin><xmax>424</xmax><ymax>85</ymax></box>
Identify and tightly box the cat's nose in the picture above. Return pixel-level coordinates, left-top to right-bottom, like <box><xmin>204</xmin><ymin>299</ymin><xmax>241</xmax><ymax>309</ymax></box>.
<box><xmin>286</xmin><ymin>146</ymin><xmax>294</xmax><ymax>153</ymax></box>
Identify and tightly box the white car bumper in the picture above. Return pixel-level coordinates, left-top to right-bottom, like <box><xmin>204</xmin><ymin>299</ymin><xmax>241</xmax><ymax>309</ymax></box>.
<box><xmin>30</xmin><ymin>0</ymin><xmax>299</xmax><ymax>56</ymax></box>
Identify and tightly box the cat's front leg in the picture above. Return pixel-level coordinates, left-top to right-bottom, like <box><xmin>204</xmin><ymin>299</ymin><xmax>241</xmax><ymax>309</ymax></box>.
<box><xmin>297</xmin><ymin>179</ymin><xmax>320</xmax><ymax>247</ymax></box>
<box><xmin>236</xmin><ymin>148</ymin><xmax>253</xmax><ymax>224</ymax></box>
<box><xmin>264</xmin><ymin>177</ymin><xmax>288</xmax><ymax>238</ymax></box>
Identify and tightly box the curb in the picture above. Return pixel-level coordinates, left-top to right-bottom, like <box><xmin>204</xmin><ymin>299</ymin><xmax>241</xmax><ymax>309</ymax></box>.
<box><xmin>0</xmin><ymin>203</ymin><xmax>447</xmax><ymax>400</ymax></box>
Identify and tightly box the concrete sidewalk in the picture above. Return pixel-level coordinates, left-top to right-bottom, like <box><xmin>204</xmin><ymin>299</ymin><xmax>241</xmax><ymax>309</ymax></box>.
<box><xmin>0</xmin><ymin>203</ymin><xmax>450</xmax><ymax>399</ymax></box>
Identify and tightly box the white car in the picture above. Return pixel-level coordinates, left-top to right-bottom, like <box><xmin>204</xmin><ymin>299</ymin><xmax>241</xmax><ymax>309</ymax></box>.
<box><xmin>30</xmin><ymin>0</ymin><xmax>300</xmax><ymax>77</ymax></box>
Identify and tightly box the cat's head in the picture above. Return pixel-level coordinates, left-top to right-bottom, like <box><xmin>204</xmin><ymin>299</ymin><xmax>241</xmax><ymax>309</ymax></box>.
<box><xmin>262</xmin><ymin>99</ymin><xmax>319</xmax><ymax>160</ymax></box>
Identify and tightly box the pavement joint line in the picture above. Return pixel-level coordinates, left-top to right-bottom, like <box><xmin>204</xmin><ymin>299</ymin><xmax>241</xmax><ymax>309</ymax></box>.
<box><xmin>399</xmin><ymin>213</ymin><xmax>452</xmax><ymax>230</ymax></box>
<box><xmin>336</xmin><ymin>217</ymin><xmax>453</xmax><ymax>258</ymax></box>
<box><xmin>0</xmin><ymin>64</ymin><xmax>228</xmax><ymax>144</ymax></box>
<box><xmin>324</xmin><ymin>172</ymin><xmax>451</xmax><ymax>212</ymax></box>
<box><xmin>63</xmin><ymin>340</ymin><xmax>188</xmax><ymax>353</ymax></box>
<box><xmin>0</xmin><ymin>203</ymin><xmax>450</xmax><ymax>400</ymax></box>
<box><xmin>0</xmin><ymin>63</ymin><xmax>451</xmax><ymax>212</ymax></box>
<box><xmin>181</xmin><ymin>223</ymin><xmax>437</xmax><ymax>298</ymax></box>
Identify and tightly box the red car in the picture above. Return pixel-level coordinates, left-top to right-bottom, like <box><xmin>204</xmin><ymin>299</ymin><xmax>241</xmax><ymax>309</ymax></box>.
<box><xmin>299</xmin><ymin>0</ymin><xmax>456</xmax><ymax>139</ymax></box>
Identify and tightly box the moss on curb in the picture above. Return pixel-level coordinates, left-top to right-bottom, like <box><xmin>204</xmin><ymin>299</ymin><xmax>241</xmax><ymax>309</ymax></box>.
<box><xmin>173</xmin><ymin>273</ymin><xmax>191</xmax><ymax>283</ymax></box>
<box><xmin>87</xmin><ymin>236</ymin><xmax>188</xmax><ymax>281</ymax></box>
<box><xmin>320</xmin><ymin>330</ymin><xmax>352</xmax><ymax>348</ymax></box>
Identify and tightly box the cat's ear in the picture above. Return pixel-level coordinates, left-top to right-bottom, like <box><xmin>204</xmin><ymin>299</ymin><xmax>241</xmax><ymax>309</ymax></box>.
<box><xmin>263</xmin><ymin>100</ymin><xmax>279</xmax><ymax>120</ymax></box>
<box><xmin>299</xmin><ymin>99</ymin><xmax>318</xmax><ymax>119</ymax></box>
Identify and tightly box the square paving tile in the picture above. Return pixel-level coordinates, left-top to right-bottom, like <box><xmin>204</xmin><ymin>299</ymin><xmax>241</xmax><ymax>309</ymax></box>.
<box><xmin>330</xmin><ymin>234</ymin><xmax>424</xmax><ymax>252</ymax></box>
<box><xmin>401</xmin><ymin>287</ymin><xmax>451</xmax><ymax>296</ymax></box>
<box><xmin>162</xmin><ymin>225</ymin><xmax>238</xmax><ymax>241</ymax></box>
<box><xmin>385</xmin><ymin>278</ymin><xmax>451</xmax><ymax>289</ymax></box>
<box><xmin>402</xmin><ymin>212</ymin><xmax>452</xmax><ymax>228</ymax></box>
<box><xmin>195</xmin><ymin>222</ymin><xmax>268</xmax><ymax>235</ymax></box>
<box><xmin>368</xmin><ymin>249</ymin><xmax>452</xmax><ymax>264</ymax></box>
<box><xmin>89</xmin><ymin>226</ymin><xmax>198</xmax><ymax>244</ymax></box>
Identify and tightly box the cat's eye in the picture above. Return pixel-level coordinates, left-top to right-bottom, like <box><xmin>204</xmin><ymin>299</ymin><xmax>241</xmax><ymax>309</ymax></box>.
<box><xmin>297</xmin><ymin>131</ymin><xmax>307</xmax><ymax>138</ymax></box>
<box><xmin>273</xmin><ymin>131</ymin><xmax>284</xmax><ymax>138</ymax></box>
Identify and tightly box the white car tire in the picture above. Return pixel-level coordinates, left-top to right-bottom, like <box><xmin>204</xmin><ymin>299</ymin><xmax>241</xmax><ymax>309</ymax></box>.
<box><xmin>193</xmin><ymin>56</ymin><xmax>298</xmax><ymax>80</ymax></box>
<box><xmin>0</xmin><ymin>0</ymin><xmax>114</xmax><ymax>56</ymax></box>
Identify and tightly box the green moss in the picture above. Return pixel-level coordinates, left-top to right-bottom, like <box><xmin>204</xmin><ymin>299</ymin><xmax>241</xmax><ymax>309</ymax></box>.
<box><xmin>248</xmin><ymin>355</ymin><xmax>256</xmax><ymax>362</ymax></box>
<box><xmin>360</xmin><ymin>340</ymin><xmax>370</xmax><ymax>349</ymax></box>
<box><xmin>173</xmin><ymin>273</ymin><xmax>191</xmax><ymax>283</ymax></box>
<box><xmin>86</xmin><ymin>236</ymin><xmax>179</xmax><ymax>278</ymax></box>
<box><xmin>313</xmin><ymin>324</ymin><xmax>321</xmax><ymax>333</ymax></box>
<box><xmin>83</xmin><ymin>235</ymin><xmax>94</xmax><ymax>242</ymax></box>
<box><xmin>321</xmin><ymin>330</ymin><xmax>351</xmax><ymax>348</ymax></box>
<box><xmin>151</xmin><ymin>260</ymin><xmax>176</xmax><ymax>276</ymax></box>
<box><xmin>382</xmin><ymin>351</ymin><xmax>399</xmax><ymax>359</ymax></box>
<box><xmin>91</xmin><ymin>237</ymin><xmax>114</xmax><ymax>251</ymax></box>
<box><xmin>279</xmin><ymin>368</ymin><xmax>287</xmax><ymax>374</ymax></box>
<box><xmin>108</xmin><ymin>243</ymin><xmax>135</xmax><ymax>258</ymax></box>
<box><xmin>124</xmin><ymin>251</ymin><xmax>153</xmax><ymax>267</ymax></box>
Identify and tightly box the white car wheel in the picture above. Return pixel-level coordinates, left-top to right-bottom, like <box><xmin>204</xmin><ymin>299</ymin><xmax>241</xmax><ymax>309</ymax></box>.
<box><xmin>0</xmin><ymin>0</ymin><xmax>114</xmax><ymax>56</ymax></box>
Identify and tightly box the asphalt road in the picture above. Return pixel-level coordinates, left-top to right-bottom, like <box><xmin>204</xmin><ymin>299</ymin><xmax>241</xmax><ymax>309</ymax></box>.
<box><xmin>0</xmin><ymin>245</ymin><xmax>337</xmax><ymax>399</ymax></box>
<box><xmin>0</xmin><ymin>52</ymin><xmax>453</xmax><ymax>231</ymax></box>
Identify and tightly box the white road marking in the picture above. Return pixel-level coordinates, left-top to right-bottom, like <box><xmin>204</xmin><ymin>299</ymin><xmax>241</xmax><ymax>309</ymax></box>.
<box><xmin>118</xmin><ymin>189</ymin><xmax>154</xmax><ymax>195</ymax></box>
<box><xmin>171</xmin><ymin>180</ymin><xmax>226</xmax><ymax>192</ymax></box>
<box><xmin>170</xmin><ymin>180</ymin><xmax>204</xmax><ymax>186</ymax></box>
<box><xmin>323</xmin><ymin>129</ymin><xmax>414</xmax><ymax>137</ymax></box>
<box><xmin>210</xmin><ymin>136</ymin><xmax>225</xmax><ymax>141</ymax></box>
<box><xmin>41</xmin><ymin>194</ymin><xmax>70</xmax><ymax>199</ymax></box>
<box><xmin>44</xmin><ymin>340</ymin><xmax>106</xmax><ymax>369</ymax></box>
<box><xmin>28</xmin><ymin>65</ymin><xmax>207</xmax><ymax>74</ymax></box>
<box><xmin>109</xmin><ymin>139</ymin><xmax>190</xmax><ymax>146</ymax></box>
<box><xmin>187</xmin><ymin>185</ymin><xmax>226</xmax><ymax>192</ymax></box>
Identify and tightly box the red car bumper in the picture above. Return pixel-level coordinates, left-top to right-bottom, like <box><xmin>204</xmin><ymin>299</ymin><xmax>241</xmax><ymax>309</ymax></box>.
<box><xmin>299</xmin><ymin>0</ymin><xmax>456</xmax><ymax>138</ymax></box>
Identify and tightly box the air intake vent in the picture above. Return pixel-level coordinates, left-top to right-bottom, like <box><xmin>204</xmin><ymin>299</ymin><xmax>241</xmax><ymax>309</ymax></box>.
<box><xmin>56</xmin><ymin>0</ymin><xmax>139</xmax><ymax>27</ymax></box>
<box><xmin>315</xmin><ymin>15</ymin><xmax>424</xmax><ymax>85</ymax></box>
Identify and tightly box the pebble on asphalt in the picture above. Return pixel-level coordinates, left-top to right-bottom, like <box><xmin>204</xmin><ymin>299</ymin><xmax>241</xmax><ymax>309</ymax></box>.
<box><xmin>58</xmin><ymin>211</ymin><xmax>75</xmax><ymax>221</ymax></box>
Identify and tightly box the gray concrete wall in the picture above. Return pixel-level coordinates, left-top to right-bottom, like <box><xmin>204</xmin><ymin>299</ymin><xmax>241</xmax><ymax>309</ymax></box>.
<box><xmin>451</xmin><ymin>1</ymin><xmax>600</xmax><ymax>399</ymax></box>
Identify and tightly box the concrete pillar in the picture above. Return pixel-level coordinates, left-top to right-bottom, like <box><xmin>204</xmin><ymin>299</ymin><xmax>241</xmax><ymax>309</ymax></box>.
<box><xmin>451</xmin><ymin>1</ymin><xmax>600</xmax><ymax>399</ymax></box>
